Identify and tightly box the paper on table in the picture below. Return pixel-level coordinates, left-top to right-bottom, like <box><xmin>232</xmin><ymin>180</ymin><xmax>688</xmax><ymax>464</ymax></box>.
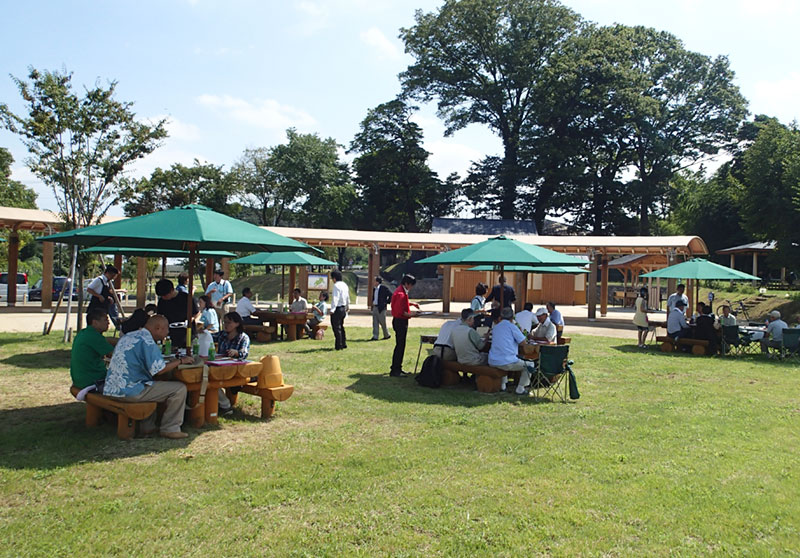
<box><xmin>207</xmin><ymin>358</ymin><xmax>250</xmax><ymax>366</ymax></box>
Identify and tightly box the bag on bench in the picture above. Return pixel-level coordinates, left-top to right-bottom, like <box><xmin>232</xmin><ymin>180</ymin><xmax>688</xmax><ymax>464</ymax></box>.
<box><xmin>416</xmin><ymin>354</ymin><xmax>443</xmax><ymax>388</ymax></box>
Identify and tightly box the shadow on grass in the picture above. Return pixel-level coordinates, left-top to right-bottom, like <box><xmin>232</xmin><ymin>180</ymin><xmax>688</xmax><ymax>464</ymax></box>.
<box><xmin>1</xmin><ymin>349</ymin><xmax>71</xmax><ymax>369</ymax></box>
<box><xmin>345</xmin><ymin>372</ymin><xmax>557</xmax><ymax>408</ymax></box>
<box><xmin>0</xmin><ymin>402</ymin><xmax>192</xmax><ymax>470</ymax></box>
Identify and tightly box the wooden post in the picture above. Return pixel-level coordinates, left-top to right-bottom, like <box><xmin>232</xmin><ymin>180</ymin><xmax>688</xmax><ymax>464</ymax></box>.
<box><xmin>442</xmin><ymin>265</ymin><xmax>452</xmax><ymax>314</ymax></box>
<box><xmin>687</xmin><ymin>279</ymin><xmax>694</xmax><ymax>316</ymax></box>
<box><xmin>600</xmin><ymin>256</ymin><xmax>609</xmax><ymax>317</ymax></box>
<box><xmin>299</xmin><ymin>266</ymin><xmax>308</xmax><ymax>299</ymax></box>
<box><xmin>7</xmin><ymin>229</ymin><xmax>19</xmax><ymax>306</ymax></box>
<box><xmin>136</xmin><ymin>257</ymin><xmax>147</xmax><ymax>308</ymax></box>
<box><xmin>161</xmin><ymin>256</ymin><xmax>167</xmax><ymax>279</ymax></box>
<box><xmin>666</xmin><ymin>251</ymin><xmax>677</xmax><ymax>297</ymax></box>
<box><xmin>729</xmin><ymin>254</ymin><xmax>735</xmax><ymax>270</ymax></box>
<box><xmin>187</xmin><ymin>244</ymin><xmax>196</xmax><ymax>353</ymax></box>
<box><xmin>113</xmin><ymin>254</ymin><xmax>123</xmax><ymax>289</ymax></box>
<box><xmin>221</xmin><ymin>258</ymin><xmax>230</xmax><ymax>279</ymax></box>
<box><xmin>752</xmin><ymin>252</ymin><xmax>758</xmax><ymax>286</ymax></box>
<box><xmin>289</xmin><ymin>266</ymin><xmax>297</xmax><ymax>292</ymax></box>
<box><xmin>588</xmin><ymin>254</ymin><xmax>598</xmax><ymax>320</ymax></box>
<box><xmin>514</xmin><ymin>270</ymin><xmax>525</xmax><ymax>314</ymax></box>
<box><xmin>42</xmin><ymin>241</ymin><xmax>54</xmax><ymax>310</ymax></box>
<box><xmin>367</xmin><ymin>249</ymin><xmax>376</xmax><ymax>309</ymax></box>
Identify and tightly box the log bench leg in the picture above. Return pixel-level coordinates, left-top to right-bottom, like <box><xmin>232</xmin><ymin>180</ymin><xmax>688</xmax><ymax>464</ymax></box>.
<box><xmin>441</xmin><ymin>367</ymin><xmax>461</xmax><ymax>387</ymax></box>
<box><xmin>85</xmin><ymin>403</ymin><xmax>103</xmax><ymax>427</ymax></box>
<box><xmin>205</xmin><ymin>387</ymin><xmax>219</xmax><ymax>425</ymax></box>
<box><xmin>117</xmin><ymin>414</ymin><xmax>136</xmax><ymax>440</ymax></box>
<box><xmin>476</xmin><ymin>375</ymin><xmax>502</xmax><ymax>393</ymax></box>
<box><xmin>226</xmin><ymin>389</ymin><xmax>239</xmax><ymax>407</ymax></box>
<box><xmin>187</xmin><ymin>390</ymin><xmax>204</xmax><ymax>428</ymax></box>
<box><xmin>261</xmin><ymin>397</ymin><xmax>276</xmax><ymax>419</ymax></box>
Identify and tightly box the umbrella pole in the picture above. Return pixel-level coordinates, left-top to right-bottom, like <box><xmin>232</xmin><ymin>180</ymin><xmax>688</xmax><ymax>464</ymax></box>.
<box><xmin>187</xmin><ymin>244</ymin><xmax>196</xmax><ymax>354</ymax></box>
<box><xmin>161</xmin><ymin>256</ymin><xmax>167</xmax><ymax>279</ymax></box>
<box><xmin>499</xmin><ymin>264</ymin><xmax>505</xmax><ymax>308</ymax></box>
<box><xmin>281</xmin><ymin>265</ymin><xmax>285</xmax><ymax>308</ymax></box>
<box><xmin>63</xmin><ymin>245</ymin><xmax>78</xmax><ymax>343</ymax></box>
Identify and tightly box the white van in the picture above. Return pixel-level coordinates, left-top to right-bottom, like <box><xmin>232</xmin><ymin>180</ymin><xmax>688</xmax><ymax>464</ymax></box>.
<box><xmin>0</xmin><ymin>272</ymin><xmax>29</xmax><ymax>302</ymax></box>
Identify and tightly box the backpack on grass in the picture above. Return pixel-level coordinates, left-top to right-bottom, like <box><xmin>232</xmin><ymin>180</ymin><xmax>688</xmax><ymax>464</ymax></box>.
<box><xmin>415</xmin><ymin>354</ymin><xmax>443</xmax><ymax>388</ymax></box>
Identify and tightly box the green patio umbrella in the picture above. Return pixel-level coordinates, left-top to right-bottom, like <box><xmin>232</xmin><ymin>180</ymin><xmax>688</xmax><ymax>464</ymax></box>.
<box><xmin>640</xmin><ymin>258</ymin><xmax>760</xmax><ymax>281</ymax></box>
<box><xmin>416</xmin><ymin>235</ymin><xmax>587</xmax><ymax>306</ymax></box>
<box><xmin>39</xmin><ymin>205</ymin><xmax>315</xmax><ymax>351</ymax></box>
<box><xmin>231</xmin><ymin>251</ymin><xmax>337</xmax><ymax>302</ymax></box>
<box><xmin>468</xmin><ymin>265</ymin><xmax>589</xmax><ymax>274</ymax></box>
<box><xmin>81</xmin><ymin>247</ymin><xmax>237</xmax><ymax>258</ymax></box>
<box><xmin>230</xmin><ymin>251</ymin><xmax>336</xmax><ymax>266</ymax></box>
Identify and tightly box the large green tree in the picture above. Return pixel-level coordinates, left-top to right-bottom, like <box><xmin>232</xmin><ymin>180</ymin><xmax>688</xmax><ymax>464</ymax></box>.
<box><xmin>0</xmin><ymin>68</ymin><xmax>167</xmax><ymax>228</ymax></box>
<box><xmin>349</xmin><ymin>99</ymin><xmax>460</xmax><ymax>232</ymax></box>
<box><xmin>0</xmin><ymin>147</ymin><xmax>37</xmax><ymax>209</ymax></box>
<box><xmin>400</xmin><ymin>0</ymin><xmax>580</xmax><ymax>220</ymax></box>
<box><xmin>120</xmin><ymin>160</ymin><xmax>234</xmax><ymax>216</ymax></box>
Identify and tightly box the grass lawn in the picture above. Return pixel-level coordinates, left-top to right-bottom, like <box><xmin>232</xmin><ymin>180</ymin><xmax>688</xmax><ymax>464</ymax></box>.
<box><xmin>1</xmin><ymin>328</ymin><xmax>798</xmax><ymax>557</ymax></box>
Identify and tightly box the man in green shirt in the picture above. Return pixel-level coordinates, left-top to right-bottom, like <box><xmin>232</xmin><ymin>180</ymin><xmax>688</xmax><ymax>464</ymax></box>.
<box><xmin>70</xmin><ymin>308</ymin><xmax>115</xmax><ymax>389</ymax></box>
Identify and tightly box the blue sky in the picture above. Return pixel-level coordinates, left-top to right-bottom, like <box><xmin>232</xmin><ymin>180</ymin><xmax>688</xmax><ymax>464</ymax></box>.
<box><xmin>2</xmin><ymin>0</ymin><xmax>798</xmax><ymax>215</ymax></box>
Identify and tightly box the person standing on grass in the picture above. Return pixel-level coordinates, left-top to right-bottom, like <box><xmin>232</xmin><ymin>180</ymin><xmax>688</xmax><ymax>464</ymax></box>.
<box><xmin>330</xmin><ymin>270</ymin><xmax>350</xmax><ymax>350</ymax></box>
<box><xmin>103</xmin><ymin>315</ymin><xmax>194</xmax><ymax>439</ymax></box>
<box><xmin>667</xmin><ymin>284</ymin><xmax>689</xmax><ymax>316</ymax></box>
<box><xmin>633</xmin><ymin>287</ymin><xmax>651</xmax><ymax>348</ymax></box>
<box><xmin>370</xmin><ymin>276</ymin><xmax>392</xmax><ymax>341</ymax></box>
<box><xmin>70</xmin><ymin>307</ymin><xmax>116</xmax><ymax>391</ymax></box>
<box><xmin>389</xmin><ymin>274</ymin><xmax>420</xmax><ymax>377</ymax></box>
<box><xmin>485</xmin><ymin>275</ymin><xmax>515</xmax><ymax>308</ymax></box>
<box><xmin>86</xmin><ymin>264</ymin><xmax>119</xmax><ymax>317</ymax></box>
<box><xmin>205</xmin><ymin>269</ymin><xmax>233</xmax><ymax>320</ymax></box>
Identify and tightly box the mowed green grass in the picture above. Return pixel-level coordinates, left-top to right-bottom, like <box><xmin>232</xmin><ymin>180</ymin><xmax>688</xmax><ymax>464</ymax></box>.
<box><xmin>1</xmin><ymin>328</ymin><xmax>798</xmax><ymax>557</ymax></box>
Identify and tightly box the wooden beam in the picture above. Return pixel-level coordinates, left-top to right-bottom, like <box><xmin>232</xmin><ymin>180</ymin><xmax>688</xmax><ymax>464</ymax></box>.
<box><xmin>588</xmin><ymin>255</ymin><xmax>598</xmax><ymax>320</ymax></box>
<box><xmin>600</xmin><ymin>255</ymin><xmax>609</xmax><ymax>317</ymax></box>
<box><xmin>113</xmin><ymin>254</ymin><xmax>123</xmax><ymax>289</ymax></box>
<box><xmin>442</xmin><ymin>265</ymin><xmax>452</xmax><ymax>314</ymax></box>
<box><xmin>7</xmin><ymin>230</ymin><xmax>19</xmax><ymax>306</ymax></box>
<box><xmin>42</xmin><ymin>240</ymin><xmax>54</xmax><ymax>309</ymax></box>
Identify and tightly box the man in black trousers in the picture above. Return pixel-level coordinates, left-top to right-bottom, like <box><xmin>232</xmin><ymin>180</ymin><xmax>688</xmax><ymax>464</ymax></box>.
<box><xmin>389</xmin><ymin>274</ymin><xmax>420</xmax><ymax>377</ymax></box>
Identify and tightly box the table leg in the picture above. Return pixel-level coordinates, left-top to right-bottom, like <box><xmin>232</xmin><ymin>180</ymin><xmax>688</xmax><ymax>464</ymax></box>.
<box><xmin>287</xmin><ymin>323</ymin><xmax>297</xmax><ymax>341</ymax></box>
<box><xmin>186</xmin><ymin>390</ymin><xmax>204</xmax><ymax>428</ymax></box>
<box><xmin>205</xmin><ymin>386</ymin><xmax>219</xmax><ymax>425</ymax></box>
<box><xmin>414</xmin><ymin>340</ymin><xmax>423</xmax><ymax>373</ymax></box>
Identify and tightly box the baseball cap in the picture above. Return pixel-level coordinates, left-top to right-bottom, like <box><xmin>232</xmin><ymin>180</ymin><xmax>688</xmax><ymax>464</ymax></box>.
<box><xmin>535</xmin><ymin>307</ymin><xmax>548</xmax><ymax>316</ymax></box>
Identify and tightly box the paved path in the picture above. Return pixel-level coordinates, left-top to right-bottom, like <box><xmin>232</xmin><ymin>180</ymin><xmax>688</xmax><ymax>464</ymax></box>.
<box><xmin>2</xmin><ymin>300</ymin><xmax>656</xmax><ymax>340</ymax></box>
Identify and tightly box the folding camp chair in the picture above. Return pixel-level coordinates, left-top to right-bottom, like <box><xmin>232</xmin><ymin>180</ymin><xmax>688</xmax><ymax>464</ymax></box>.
<box><xmin>781</xmin><ymin>328</ymin><xmax>800</xmax><ymax>360</ymax></box>
<box><xmin>531</xmin><ymin>345</ymin><xmax>572</xmax><ymax>403</ymax></box>
<box><xmin>721</xmin><ymin>325</ymin><xmax>745</xmax><ymax>356</ymax></box>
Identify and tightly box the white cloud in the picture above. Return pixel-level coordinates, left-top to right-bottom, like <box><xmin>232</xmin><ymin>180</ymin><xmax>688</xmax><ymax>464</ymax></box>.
<box><xmin>294</xmin><ymin>1</ymin><xmax>331</xmax><ymax>35</ymax></box>
<box><xmin>359</xmin><ymin>27</ymin><xmax>401</xmax><ymax>60</ymax></box>
<box><xmin>196</xmin><ymin>94</ymin><xmax>316</xmax><ymax>131</ymax></box>
<box><xmin>751</xmin><ymin>71</ymin><xmax>800</xmax><ymax>124</ymax></box>
<box><xmin>425</xmin><ymin>140</ymin><xmax>485</xmax><ymax>179</ymax></box>
<box><xmin>147</xmin><ymin>114</ymin><xmax>202</xmax><ymax>142</ymax></box>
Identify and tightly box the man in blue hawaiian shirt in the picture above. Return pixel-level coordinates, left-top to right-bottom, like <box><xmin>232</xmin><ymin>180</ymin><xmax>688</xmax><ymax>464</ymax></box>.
<box><xmin>104</xmin><ymin>315</ymin><xmax>194</xmax><ymax>439</ymax></box>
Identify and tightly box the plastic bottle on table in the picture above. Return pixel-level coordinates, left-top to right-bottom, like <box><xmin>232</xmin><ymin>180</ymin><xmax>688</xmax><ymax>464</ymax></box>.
<box><xmin>163</xmin><ymin>338</ymin><xmax>172</xmax><ymax>355</ymax></box>
<box><xmin>208</xmin><ymin>344</ymin><xmax>215</xmax><ymax>361</ymax></box>
<box><xmin>191</xmin><ymin>336</ymin><xmax>200</xmax><ymax>356</ymax></box>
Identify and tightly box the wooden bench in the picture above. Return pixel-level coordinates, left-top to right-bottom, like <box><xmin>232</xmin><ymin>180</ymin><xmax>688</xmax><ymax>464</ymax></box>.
<box><xmin>224</xmin><ymin>355</ymin><xmax>294</xmax><ymax>418</ymax></box>
<box><xmin>309</xmin><ymin>323</ymin><xmax>328</xmax><ymax>339</ymax></box>
<box><xmin>656</xmin><ymin>336</ymin><xmax>710</xmax><ymax>355</ymax></box>
<box><xmin>70</xmin><ymin>386</ymin><xmax>157</xmax><ymax>440</ymax></box>
<box><xmin>244</xmin><ymin>324</ymin><xmax>276</xmax><ymax>343</ymax></box>
<box><xmin>441</xmin><ymin>360</ymin><xmax>507</xmax><ymax>393</ymax></box>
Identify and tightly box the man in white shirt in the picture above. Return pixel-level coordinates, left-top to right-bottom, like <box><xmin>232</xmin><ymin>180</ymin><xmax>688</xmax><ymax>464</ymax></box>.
<box><xmin>432</xmin><ymin>317</ymin><xmax>460</xmax><ymax>361</ymax></box>
<box><xmin>761</xmin><ymin>310</ymin><xmax>788</xmax><ymax>354</ymax></box>
<box><xmin>86</xmin><ymin>265</ymin><xmax>119</xmax><ymax>317</ymax></box>
<box><xmin>667</xmin><ymin>284</ymin><xmax>689</xmax><ymax>316</ymax></box>
<box><xmin>514</xmin><ymin>302</ymin><xmax>534</xmax><ymax>334</ymax></box>
<box><xmin>205</xmin><ymin>269</ymin><xmax>233</xmax><ymax>320</ymax></box>
<box><xmin>667</xmin><ymin>299</ymin><xmax>691</xmax><ymax>339</ymax></box>
<box><xmin>489</xmin><ymin>307</ymin><xmax>528</xmax><ymax>393</ymax></box>
<box><xmin>452</xmin><ymin>309</ymin><xmax>488</xmax><ymax>366</ymax></box>
<box><xmin>289</xmin><ymin>288</ymin><xmax>308</xmax><ymax>313</ymax></box>
<box><xmin>330</xmin><ymin>270</ymin><xmax>350</xmax><ymax>350</ymax></box>
<box><xmin>531</xmin><ymin>307</ymin><xmax>557</xmax><ymax>344</ymax></box>
<box><xmin>236</xmin><ymin>287</ymin><xmax>260</xmax><ymax>325</ymax></box>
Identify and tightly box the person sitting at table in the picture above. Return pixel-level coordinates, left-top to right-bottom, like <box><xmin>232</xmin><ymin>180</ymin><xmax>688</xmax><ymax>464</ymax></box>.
<box><xmin>715</xmin><ymin>305</ymin><xmax>738</xmax><ymax>329</ymax></box>
<box><xmin>761</xmin><ymin>310</ymin><xmax>788</xmax><ymax>355</ymax></box>
<box><xmin>145</xmin><ymin>303</ymin><xmax>158</xmax><ymax>316</ymax></box>
<box><xmin>103</xmin><ymin>315</ymin><xmax>195</xmax><ymax>439</ymax></box>
<box><xmin>176</xmin><ymin>272</ymin><xmax>190</xmax><ymax>294</ymax></box>
<box><xmin>156</xmin><ymin>278</ymin><xmax>199</xmax><ymax>349</ymax></box>
<box><xmin>305</xmin><ymin>291</ymin><xmax>329</xmax><ymax>338</ymax></box>
<box><xmin>288</xmin><ymin>288</ymin><xmax>308</xmax><ymax>337</ymax></box>
<box><xmin>70</xmin><ymin>307</ymin><xmax>116</xmax><ymax>394</ymax></box>
<box><xmin>693</xmin><ymin>304</ymin><xmax>719</xmax><ymax>355</ymax></box>
<box><xmin>546</xmin><ymin>302</ymin><xmax>564</xmax><ymax>330</ymax></box>
<box><xmin>452</xmin><ymin>309</ymin><xmax>489</xmax><ymax>366</ymax></box>
<box><xmin>667</xmin><ymin>299</ymin><xmax>691</xmax><ymax>341</ymax></box>
<box><xmin>432</xmin><ymin>316</ymin><xmax>460</xmax><ymax>361</ymax></box>
<box><xmin>515</xmin><ymin>302</ymin><xmax>534</xmax><ymax>334</ymax></box>
<box><xmin>667</xmin><ymin>284</ymin><xmax>689</xmax><ymax>316</ymax></box>
<box><xmin>489</xmin><ymin>307</ymin><xmax>529</xmax><ymax>394</ymax></box>
<box><xmin>471</xmin><ymin>282</ymin><xmax>488</xmax><ymax>327</ymax></box>
<box><xmin>485</xmin><ymin>275</ymin><xmax>515</xmax><ymax>309</ymax></box>
<box><xmin>235</xmin><ymin>287</ymin><xmax>261</xmax><ymax>325</ymax></box>
<box><xmin>217</xmin><ymin>312</ymin><xmax>251</xmax><ymax>416</ymax></box>
<box><xmin>691</xmin><ymin>301</ymin><xmax>705</xmax><ymax>322</ymax></box>
<box><xmin>531</xmin><ymin>307</ymin><xmax>557</xmax><ymax>344</ymax></box>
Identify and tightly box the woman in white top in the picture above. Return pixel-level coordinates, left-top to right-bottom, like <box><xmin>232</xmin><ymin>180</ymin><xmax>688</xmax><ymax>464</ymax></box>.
<box><xmin>632</xmin><ymin>287</ymin><xmax>651</xmax><ymax>348</ymax></box>
<box><xmin>196</xmin><ymin>295</ymin><xmax>219</xmax><ymax>355</ymax></box>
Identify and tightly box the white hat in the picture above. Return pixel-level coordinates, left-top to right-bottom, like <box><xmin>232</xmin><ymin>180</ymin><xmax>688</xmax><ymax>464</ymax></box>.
<box><xmin>535</xmin><ymin>307</ymin><xmax>548</xmax><ymax>317</ymax></box>
<box><xmin>769</xmin><ymin>310</ymin><xmax>781</xmax><ymax>319</ymax></box>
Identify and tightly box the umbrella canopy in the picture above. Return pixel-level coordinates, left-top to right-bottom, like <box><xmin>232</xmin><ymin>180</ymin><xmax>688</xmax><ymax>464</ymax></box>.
<box><xmin>230</xmin><ymin>251</ymin><xmax>337</xmax><ymax>266</ymax></box>
<box><xmin>415</xmin><ymin>236</ymin><xmax>587</xmax><ymax>267</ymax></box>
<box><xmin>81</xmin><ymin>246</ymin><xmax>237</xmax><ymax>258</ymax></box>
<box><xmin>640</xmin><ymin>258</ymin><xmax>760</xmax><ymax>281</ymax></box>
<box><xmin>468</xmin><ymin>264</ymin><xmax>589</xmax><ymax>274</ymax></box>
<box><xmin>38</xmin><ymin>204</ymin><xmax>312</xmax><ymax>253</ymax></box>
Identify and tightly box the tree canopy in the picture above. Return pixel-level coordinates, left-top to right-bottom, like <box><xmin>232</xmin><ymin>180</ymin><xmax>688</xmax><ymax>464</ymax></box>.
<box><xmin>0</xmin><ymin>147</ymin><xmax>37</xmax><ymax>209</ymax></box>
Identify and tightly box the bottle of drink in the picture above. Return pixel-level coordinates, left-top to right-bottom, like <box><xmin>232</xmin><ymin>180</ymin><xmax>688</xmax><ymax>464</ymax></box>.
<box><xmin>164</xmin><ymin>338</ymin><xmax>172</xmax><ymax>355</ymax></box>
<box><xmin>192</xmin><ymin>336</ymin><xmax>199</xmax><ymax>356</ymax></box>
<box><xmin>208</xmin><ymin>344</ymin><xmax>215</xmax><ymax>361</ymax></box>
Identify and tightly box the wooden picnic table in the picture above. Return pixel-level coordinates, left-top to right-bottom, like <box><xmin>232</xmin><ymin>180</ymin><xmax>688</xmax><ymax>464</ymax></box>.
<box><xmin>251</xmin><ymin>310</ymin><xmax>308</xmax><ymax>341</ymax></box>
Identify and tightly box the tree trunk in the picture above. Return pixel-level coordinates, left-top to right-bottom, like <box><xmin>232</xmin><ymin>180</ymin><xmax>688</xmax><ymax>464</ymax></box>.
<box><xmin>499</xmin><ymin>137</ymin><xmax>520</xmax><ymax>220</ymax></box>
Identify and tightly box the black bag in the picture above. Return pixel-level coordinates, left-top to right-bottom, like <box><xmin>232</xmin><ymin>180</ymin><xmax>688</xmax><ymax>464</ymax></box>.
<box><xmin>415</xmin><ymin>354</ymin><xmax>443</xmax><ymax>388</ymax></box>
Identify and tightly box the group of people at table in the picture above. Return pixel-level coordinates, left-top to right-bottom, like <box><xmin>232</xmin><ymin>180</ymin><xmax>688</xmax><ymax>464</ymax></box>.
<box><xmin>633</xmin><ymin>282</ymin><xmax>790</xmax><ymax>355</ymax></box>
<box><xmin>386</xmin><ymin>275</ymin><xmax>565</xmax><ymax>395</ymax></box>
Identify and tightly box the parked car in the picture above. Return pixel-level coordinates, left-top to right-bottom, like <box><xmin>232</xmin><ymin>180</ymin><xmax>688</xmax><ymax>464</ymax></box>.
<box><xmin>0</xmin><ymin>272</ymin><xmax>29</xmax><ymax>302</ymax></box>
<box><xmin>27</xmin><ymin>276</ymin><xmax>79</xmax><ymax>302</ymax></box>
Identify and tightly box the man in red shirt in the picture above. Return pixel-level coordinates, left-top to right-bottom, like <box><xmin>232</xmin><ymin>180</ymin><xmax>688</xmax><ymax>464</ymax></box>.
<box><xmin>389</xmin><ymin>274</ymin><xmax>420</xmax><ymax>377</ymax></box>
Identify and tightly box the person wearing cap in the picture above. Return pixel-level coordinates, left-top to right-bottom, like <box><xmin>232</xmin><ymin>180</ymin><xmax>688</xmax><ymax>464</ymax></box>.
<box><xmin>452</xmin><ymin>309</ymin><xmax>489</xmax><ymax>366</ymax></box>
<box><xmin>488</xmin><ymin>307</ymin><xmax>528</xmax><ymax>393</ymax></box>
<box><xmin>86</xmin><ymin>264</ymin><xmax>119</xmax><ymax>316</ymax></box>
<box><xmin>531</xmin><ymin>307</ymin><xmax>557</xmax><ymax>344</ymax></box>
<box><xmin>514</xmin><ymin>302</ymin><xmax>534</xmax><ymax>334</ymax></box>
<box><xmin>761</xmin><ymin>310</ymin><xmax>788</xmax><ymax>354</ymax></box>
<box><xmin>667</xmin><ymin>284</ymin><xmax>689</xmax><ymax>316</ymax></box>
<box><xmin>370</xmin><ymin>276</ymin><xmax>392</xmax><ymax>341</ymax></box>
<box><xmin>667</xmin><ymin>299</ymin><xmax>691</xmax><ymax>340</ymax></box>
